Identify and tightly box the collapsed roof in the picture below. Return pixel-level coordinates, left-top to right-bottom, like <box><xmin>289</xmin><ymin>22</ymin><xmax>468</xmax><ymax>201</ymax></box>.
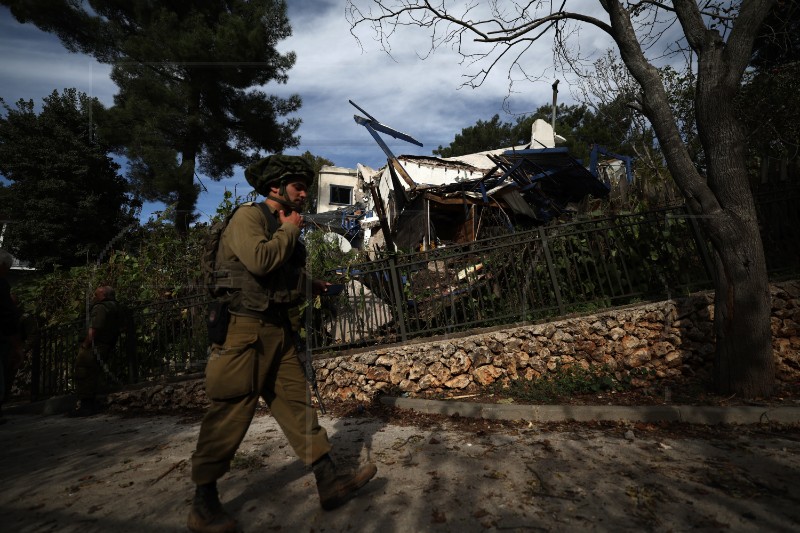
<box><xmin>344</xmin><ymin>104</ymin><xmax>612</xmax><ymax>252</ymax></box>
<box><xmin>361</xmin><ymin>145</ymin><xmax>609</xmax><ymax>252</ymax></box>
<box><xmin>408</xmin><ymin>147</ymin><xmax>610</xmax><ymax>221</ymax></box>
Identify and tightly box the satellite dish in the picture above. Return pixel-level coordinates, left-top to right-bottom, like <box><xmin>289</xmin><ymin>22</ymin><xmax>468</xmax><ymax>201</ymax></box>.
<box><xmin>323</xmin><ymin>232</ymin><xmax>352</xmax><ymax>253</ymax></box>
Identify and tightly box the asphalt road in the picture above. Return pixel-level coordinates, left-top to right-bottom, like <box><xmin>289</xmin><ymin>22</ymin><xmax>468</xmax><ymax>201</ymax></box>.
<box><xmin>1</xmin><ymin>405</ymin><xmax>800</xmax><ymax>532</ymax></box>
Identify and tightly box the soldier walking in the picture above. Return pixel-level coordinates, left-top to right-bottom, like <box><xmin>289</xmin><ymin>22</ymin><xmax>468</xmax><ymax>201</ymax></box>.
<box><xmin>188</xmin><ymin>155</ymin><xmax>376</xmax><ymax>533</ymax></box>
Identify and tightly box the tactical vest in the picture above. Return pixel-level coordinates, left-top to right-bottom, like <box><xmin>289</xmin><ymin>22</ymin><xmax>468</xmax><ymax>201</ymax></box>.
<box><xmin>210</xmin><ymin>203</ymin><xmax>307</xmax><ymax>315</ymax></box>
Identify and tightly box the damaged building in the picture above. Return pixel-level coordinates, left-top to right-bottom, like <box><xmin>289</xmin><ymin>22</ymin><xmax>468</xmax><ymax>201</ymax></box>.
<box><xmin>310</xmin><ymin>116</ymin><xmax>614</xmax><ymax>256</ymax></box>
<box><xmin>302</xmin><ymin>110</ymin><xmax>635</xmax><ymax>348</ymax></box>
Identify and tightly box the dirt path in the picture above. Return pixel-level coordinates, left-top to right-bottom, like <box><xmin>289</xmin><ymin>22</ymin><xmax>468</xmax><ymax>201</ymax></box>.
<box><xmin>2</xmin><ymin>409</ymin><xmax>799</xmax><ymax>532</ymax></box>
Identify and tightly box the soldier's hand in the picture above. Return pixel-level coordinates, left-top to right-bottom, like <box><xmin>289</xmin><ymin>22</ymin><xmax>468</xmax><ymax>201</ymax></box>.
<box><xmin>312</xmin><ymin>279</ymin><xmax>332</xmax><ymax>296</ymax></box>
<box><xmin>279</xmin><ymin>209</ymin><xmax>304</xmax><ymax>228</ymax></box>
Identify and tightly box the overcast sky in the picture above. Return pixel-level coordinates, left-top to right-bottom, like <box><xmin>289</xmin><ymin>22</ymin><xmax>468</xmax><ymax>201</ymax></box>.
<box><xmin>0</xmin><ymin>1</ymin><xmax>616</xmax><ymax>223</ymax></box>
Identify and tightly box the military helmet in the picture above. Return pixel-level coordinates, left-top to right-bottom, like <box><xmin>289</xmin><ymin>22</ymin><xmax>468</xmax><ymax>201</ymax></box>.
<box><xmin>244</xmin><ymin>155</ymin><xmax>314</xmax><ymax>196</ymax></box>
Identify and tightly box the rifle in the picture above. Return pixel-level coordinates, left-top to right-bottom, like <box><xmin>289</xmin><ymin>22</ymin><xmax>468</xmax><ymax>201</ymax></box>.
<box><xmin>297</xmin><ymin>275</ymin><xmax>325</xmax><ymax>414</ymax></box>
<box><xmin>295</xmin><ymin>330</ymin><xmax>325</xmax><ymax>414</ymax></box>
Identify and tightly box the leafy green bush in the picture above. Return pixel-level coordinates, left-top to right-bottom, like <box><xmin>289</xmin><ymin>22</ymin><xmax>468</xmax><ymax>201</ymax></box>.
<box><xmin>491</xmin><ymin>364</ymin><xmax>633</xmax><ymax>403</ymax></box>
<box><xmin>14</xmin><ymin>202</ymin><xmax>212</xmax><ymax>324</ymax></box>
<box><xmin>12</xmin><ymin>188</ymin><xmax>363</xmax><ymax>349</ymax></box>
<box><xmin>304</xmin><ymin>229</ymin><xmax>360</xmax><ymax>281</ymax></box>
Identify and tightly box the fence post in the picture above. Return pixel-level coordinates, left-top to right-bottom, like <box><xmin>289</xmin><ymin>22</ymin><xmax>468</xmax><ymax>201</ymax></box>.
<box><xmin>30</xmin><ymin>340</ymin><xmax>41</xmax><ymax>401</ymax></box>
<box><xmin>126</xmin><ymin>333</ymin><xmax>139</xmax><ymax>385</ymax></box>
<box><xmin>387</xmin><ymin>255</ymin><xmax>408</xmax><ymax>342</ymax></box>
<box><xmin>538</xmin><ymin>226</ymin><xmax>565</xmax><ymax>314</ymax></box>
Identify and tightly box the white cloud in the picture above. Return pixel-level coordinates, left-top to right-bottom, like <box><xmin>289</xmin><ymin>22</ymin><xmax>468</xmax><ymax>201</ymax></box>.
<box><xmin>273</xmin><ymin>0</ymin><xmax>621</xmax><ymax>171</ymax></box>
<box><xmin>0</xmin><ymin>13</ymin><xmax>116</xmax><ymax>106</ymax></box>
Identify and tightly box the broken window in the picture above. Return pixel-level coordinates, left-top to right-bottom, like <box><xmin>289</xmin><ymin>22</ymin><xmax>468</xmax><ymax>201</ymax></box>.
<box><xmin>329</xmin><ymin>184</ymin><xmax>353</xmax><ymax>205</ymax></box>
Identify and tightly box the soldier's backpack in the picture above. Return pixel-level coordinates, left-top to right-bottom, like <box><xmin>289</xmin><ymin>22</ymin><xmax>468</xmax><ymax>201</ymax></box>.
<box><xmin>202</xmin><ymin>206</ymin><xmax>241</xmax><ymax>299</ymax></box>
<box><xmin>201</xmin><ymin>202</ymin><xmax>279</xmax><ymax>298</ymax></box>
<box><xmin>202</xmin><ymin>205</ymin><xmax>245</xmax><ymax>344</ymax></box>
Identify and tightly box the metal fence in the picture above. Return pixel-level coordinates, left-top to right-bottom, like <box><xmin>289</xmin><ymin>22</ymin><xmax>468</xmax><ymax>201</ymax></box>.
<box><xmin>309</xmin><ymin>205</ymin><xmax>714</xmax><ymax>352</ymax></box>
<box><xmin>31</xmin><ymin>295</ymin><xmax>209</xmax><ymax>400</ymax></box>
<box><xmin>308</xmin><ymin>185</ymin><xmax>800</xmax><ymax>354</ymax></box>
<box><xmin>27</xmin><ymin>186</ymin><xmax>799</xmax><ymax>399</ymax></box>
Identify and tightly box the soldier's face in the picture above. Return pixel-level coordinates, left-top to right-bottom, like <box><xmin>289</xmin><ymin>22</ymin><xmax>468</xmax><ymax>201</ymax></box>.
<box><xmin>285</xmin><ymin>181</ymin><xmax>308</xmax><ymax>205</ymax></box>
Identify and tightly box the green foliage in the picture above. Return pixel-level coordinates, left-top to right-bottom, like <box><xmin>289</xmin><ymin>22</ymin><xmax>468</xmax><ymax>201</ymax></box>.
<box><xmin>13</xmin><ymin>206</ymin><xmax>205</xmax><ymax>324</ymax></box>
<box><xmin>740</xmin><ymin>61</ymin><xmax>800</xmax><ymax>173</ymax></box>
<box><xmin>4</xmin><ymin>0</ymin><xmax>303</xmax><ymax>233</ymax></box>
<box><xmin>491</xmin><ymin>364</ymin><xmax>633</xmax><ymax>403</ymax></box>
<box><xmin>12</xmin><ymin>267</ymin><xmax>94</xmax><ymax>326</ymax></box>
<box><xmin>433</xmin><ymin>114</ymin><xmax>515</xmax><ymax>157</ymax></box>
<box><xmin>433</xmin><ymin>105</ymin><xmax>596</xmax><ymax>161</ymax></box>
<box><xmin>112</xmin><ymin>208</ymin><xmax>206</xmax><ymax>300</ymax></box>
<box><xmin>208</xmin><ymin>188</ymin><xmax>257</xmax><ymax>225</ymax></box>
<box><xmin>740</xmin><ymin>2</ymin><xmax>800</xmax><ymax>199</ymax></box>
<box><xmin>543</xmin><ymin>213</ymin><xmax>704</xmax><ymax>304</ymax></box>
<box><xmin>432</xmin><ymin>102</ymin><xmax>637</xmax><ymax>164</ymax></box>
<box><xmin>581</xmin><ymin>51</ymin><xmax>686</xmax><ymax>208</ymax></box>
<box><xmin>388</xmin><ymin>208</ymin><xmax>707</xmax><ymax>337</ymax></box>
<box><xmin>304</xmin><ymin>229</ymin><xmax>359</xmax><ymax>281</ymax></box>
<box><xmin>0</xmin><ymin>89</ymin><xmax>137</xmax><ymax>270</ymax></box>
<box><xmin>11</xmin><ymin>186</ymin><xmax>350</xmax><ymax>327</ymax></box>
<box><xmin>299</xmin><ymin>228</ymin><xmax>362</xmax><ymax>345</ymax></box>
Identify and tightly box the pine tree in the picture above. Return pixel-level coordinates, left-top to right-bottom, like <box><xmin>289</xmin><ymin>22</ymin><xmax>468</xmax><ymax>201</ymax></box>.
<box><xmin>0</xmin><ymin>89</ymin><xmax>135</xmax><ymax>270</ymax></box>
<box><xmin>3</xmin><ymin>0</ymin><xmax>302</xmax><ymax>233</ymax></box>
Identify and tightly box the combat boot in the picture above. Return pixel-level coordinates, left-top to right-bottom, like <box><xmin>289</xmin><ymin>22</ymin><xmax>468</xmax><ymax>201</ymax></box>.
<box><xmin>187</xmin><ymin>482</ymin><xmax>237</xmax><ymax>533</ymax></box>
<box><xmin>313</xmin><ymin>454</ymin><xmax>377</xmax><ymax>511</ymax></box>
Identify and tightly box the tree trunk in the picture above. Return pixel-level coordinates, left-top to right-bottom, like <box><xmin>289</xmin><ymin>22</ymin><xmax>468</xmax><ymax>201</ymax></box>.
<box><xmin>173</xmin><ymin>188</ymin><xmax>197</xmax><ymax>236</ymax></box>
<box><xmin>173</xmin><ymin>161</ymin><xmax>198</xmax><ymax>236</ymax></box>
<box><xmin>604</xmin><ymin>0</ymin><xmax>776</xmax><ymax>397</ymax></box>
<box><xmin>174</xmin><ymin>83</ymin><xmax>202</xmax><ymax>236</ymax></box>
<box><xmin>711</xmin><ymin>224</ymin><xmax>774</xmax><ymax>396</ymax></box>
<box><xmin>671</xmin><ymin>132</ymin><xmax>774</xmax><ymax>397</ymax></box>
<box><xmin>695</xmin><ymin>49</ymin><xmax>775</xmax><ymax>397</ymax></box>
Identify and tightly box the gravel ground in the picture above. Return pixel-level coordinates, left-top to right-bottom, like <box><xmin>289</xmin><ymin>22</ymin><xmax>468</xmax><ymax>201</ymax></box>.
<box><xmin>2</xmin><ymin>402</ymin><xmax>800</xmax><ymax>533</ymax></box>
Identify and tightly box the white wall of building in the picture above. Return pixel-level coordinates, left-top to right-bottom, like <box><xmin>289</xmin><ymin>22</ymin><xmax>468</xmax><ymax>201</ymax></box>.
<box><xmin>316</xmin><ymin>165</ymin><xmax>363</xmax><ymax>213</ymax></box>
<box><xmin>395</xmin><ymin>158</ymin><xmax>485</xmax><ymax>187</ymax></box>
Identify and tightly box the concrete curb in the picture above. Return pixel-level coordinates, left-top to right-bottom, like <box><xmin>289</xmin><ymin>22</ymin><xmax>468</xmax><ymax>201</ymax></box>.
<box><xmin>9</xmin><ymin>395</ymin><xmax>800</xmax><ymax>425</ymax></box>
<box><xmin>380</xmin><ymin>396</ymin><xmax>800</xmax><ymax>425</ymax></box>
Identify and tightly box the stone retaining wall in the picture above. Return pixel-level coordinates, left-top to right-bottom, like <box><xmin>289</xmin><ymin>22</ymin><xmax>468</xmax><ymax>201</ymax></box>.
<box><xmin>108</xmin><ymin>281</ymin><xmax>799</xmax><ymax>411</ymax></box>
<box><xmin>316</xmin><ymin>281</ymin><xmax>800</xmax><ymax>402</ymax></box>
